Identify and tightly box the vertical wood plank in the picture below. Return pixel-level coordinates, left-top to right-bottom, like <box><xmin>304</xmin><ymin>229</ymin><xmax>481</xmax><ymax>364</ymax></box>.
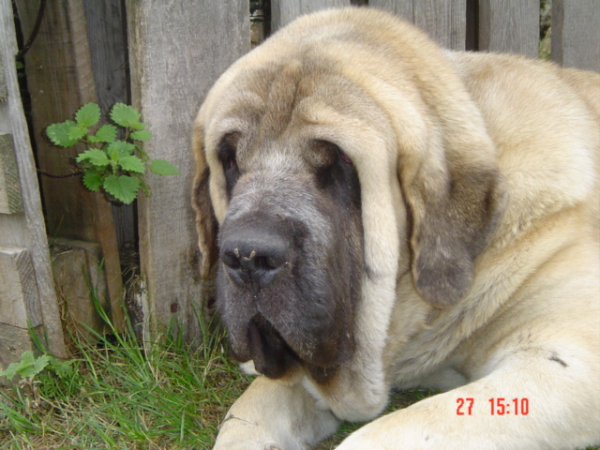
<box><xmin>82</xmin><ymin>1</ymin><xmax>135</xmax><ymax>252</ymax></box>
<box><xmin>0</xmin><ymin>248</ymin><xmax>43</xmax><ymax>329</ymax></box>
<box><xmin>0</xmin><ymin>0</ymin><xmax>66</xmax><ymax>358</ymax></box>
<box><xmin>370</xmin><ymin>0</ymin><xmax>466</xmax><ymax>50</ymax></box>
<box><xmin>271</xmin><ymin>0</ymin><xmax>352</xmax><ymax>32</ymax></box>
<box><xmin>15</xmin><ymin>0</ymin><xmax>98</xmax><ymax>239</ymax></box>
<box><xmin>414</xmin><ymin>0</ymin><xmax>466</xmax><ymax>50</ymax></box>
<box><xmin>552</xmin><ymin>0</ymin><xmax>600</xmax><ymax>71</ymax></box>
<box><xmin>127</xmin><ymin>0</ymin><xmax>250</xmax><ymax>341</ymax></box>
<box><xmin>479</xmin><ymin>0</ymin><xmax>538</xmax><ymax>57</ymax></box>
<box><xmin>0</xmin><ymin>46</ymin><xmax>6</xmax><ymax>101</ymax></box>
<box><xmin>0</xmin><ymin>133</ymin><xmax>24</xmax><ymax>214</ymax></box>
<box><xmin>51</xmin><ymin>239</ymin><xmax>109</xmax><ymax>340</ymax></box>
<box><xmin>15</xmin><ymin>0</ymin><xmax>125</xmax><ymax>331</ymax></box>
<box><xmin>369</xmin><ymin>0</ymin><xmax>413</xmax><ymax>21</ymax></box>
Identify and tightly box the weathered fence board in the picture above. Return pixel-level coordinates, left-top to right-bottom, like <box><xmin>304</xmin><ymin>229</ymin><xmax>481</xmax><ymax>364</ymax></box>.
<box><xmin>552</xmin><ymin>0</ymin><xmax>600</xmax><ymax>71</ymax></box>
<box><xmin>370</xmin><ymin>0</ymin><xmax>467</xmax><ymax>50</ymax></box>
<box><xmin>271</xmin><ymin>0</ymin><xmax>352</xmax><ymax>31</ymax></box>
<box><xmin>127</xmin><ymin>0</ymin><xmax>250</xmax><ymax>341</ymax></box>
<box><xmin>0</xmin><ymin>0</ymin><xmax>66</xmax><ymax>362</ymax></box>
<box><xmin>479</xmin><ymin>0</ymin><xmax>539</xmax><ymax>57</ymax></box>
<box><xmin>0</xmin><ymin>133</ymin><xmax>23</xmax><ymax>214</ymax></box>
<box><xmin>0</xmin><ymin>248</ymin><xmax>43</xmax><ymax>328</ymax></box>
<box><xmin>51</xmin><ymin>239</ymin><xmax>109</xmax><ymax>340</ymax></box>
<box><xmin>0</xmin><ymin>247</ymin><xmax>41</xmax><ymax>370</ymax></box>
<box><xmin>15</xmin><ymin>0</ymin><xmax>125</xmax><ymax>332</ymax></box>
<box><xmin>83</xmin><ymin>1</ymin><xmax>135</xmax><ymax>252</ymax></box>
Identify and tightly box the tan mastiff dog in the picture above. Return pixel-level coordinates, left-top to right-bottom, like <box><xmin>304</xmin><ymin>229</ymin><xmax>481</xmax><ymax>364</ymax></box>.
<box><xmin>192</xmin><ymin>8</ymin><xmax>600</xmax><ymax>450</ymax></box>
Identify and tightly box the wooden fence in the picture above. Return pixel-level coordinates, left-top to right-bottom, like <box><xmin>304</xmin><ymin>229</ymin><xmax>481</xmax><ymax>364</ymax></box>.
<box><xmin>1</xmin><ymin>0</ymin><xmax>598</xmax><ymax>366</ymax></box>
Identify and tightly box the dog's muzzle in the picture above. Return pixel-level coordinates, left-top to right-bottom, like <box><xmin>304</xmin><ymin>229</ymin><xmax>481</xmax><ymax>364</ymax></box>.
<box><xmin>220</xmin><ymin>225</ymin><xmax>290</xmax><ymax>290</ymax></box>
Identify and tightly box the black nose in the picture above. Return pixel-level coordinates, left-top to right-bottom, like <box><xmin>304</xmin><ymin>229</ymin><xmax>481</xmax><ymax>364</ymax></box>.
<box><xmin>220</xmin><ymin>228</ymin><xmax>289</xmax><ymax>289</ymax></box>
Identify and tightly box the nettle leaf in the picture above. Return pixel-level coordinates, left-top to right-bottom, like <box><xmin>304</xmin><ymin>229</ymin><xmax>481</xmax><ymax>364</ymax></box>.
<box><xmin>110</xmin><ymin>103</ymin><xmax>141</xmax><ymax>128</ymax></box>
<box><xmin>128</xmin><ymin>121</ymin><xmax>147</xmax><ymax>131</ymax></box>
<box><xmin>24</xmin><ymin>354</ymin><xmax>50</xmax><ymax>379</ymax></box>
<box><xmin>75</xmin><ymin>103</ymin><xmax>101</xmax><ymax>127</ymax></box>
<box><xmin>130</xmin><ymin>129</ymin><xmax>152</xmax><ymax>142</ymax></box>
<box><xmin>103</xmin><ymin>175</ymin><xmax>139</xmax><ymax>204</ymax></box>
<box><xmin>118</xmin><ymin>155</ymin><xmax>145</xmax><ymax>174</ymax></box>
<box><xmin>0</xmin><ymin>359</ymin><xmax>22</xmax><ymax>381</ymax></box>
<box><xmin>76</xmin><ymin>149</ymin><xmax>110</xmax><ymax>167</ymax></box>
<box><xmin>89</xmin><ymin>124</ymin><xmax>118</xmax><ymax>144</ymax></box>
<box><xmin>82</xmin><ymin>170</ymin><xmax>104</xmax><ymax>191</ymax></box>
<box><xmin>107</xmin><ymin>140</ymin><xmax>135</xmax><ymax>159</ymax></box>
<box><xmin>50</xmin><ymin>358</ymin><xmax>76</xmax><ymax>379</ymax></box>
<box><xmin>68</xmin><ymin>125</ymin><xmax>89</xmax><ymax>142</ymax></box>
<box><xmin>46</xmin><ymin>121</ymin><xmax>81</xmax><ymax>147</ymax></box>
<box><xmin>0</xmin><ymin>351</ymin><xmax>49</xmax><ymax>381</ymax></box>
<box><xmin>149</xmin><ymin>159</ymin><xmax>180</xmax><ymax>175</ymax></box>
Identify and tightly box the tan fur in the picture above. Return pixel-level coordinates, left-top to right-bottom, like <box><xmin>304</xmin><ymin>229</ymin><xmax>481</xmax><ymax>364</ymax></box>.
<box><xmin>192</xmin><ymin>8</ymin><xmax>600</xmax><ymax>450</ymax></box>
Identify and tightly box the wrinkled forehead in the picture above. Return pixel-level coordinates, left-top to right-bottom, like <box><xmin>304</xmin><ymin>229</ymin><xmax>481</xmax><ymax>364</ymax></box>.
<box><xmin>202</xmin><ymin>57</ymin><xmax>390</xmax><ymax>167</ymax></box>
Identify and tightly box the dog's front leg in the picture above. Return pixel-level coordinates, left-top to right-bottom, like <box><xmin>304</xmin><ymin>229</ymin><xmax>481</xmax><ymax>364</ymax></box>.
<box><xmin>213</xmin><ymin>375</ymin><xmax>339</xmax><ymax>450</ymax></box>
<box><xmin>336</xmin><ymin>357</ymin><xmax>600</xmax><ymax>450</ymax></box>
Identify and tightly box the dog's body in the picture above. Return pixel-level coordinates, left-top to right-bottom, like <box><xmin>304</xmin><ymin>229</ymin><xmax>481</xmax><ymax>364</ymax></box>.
<box><xmin>192</xmin><ymin>8</ymin><xmax>600</xmax><ymax>449</ymax></box>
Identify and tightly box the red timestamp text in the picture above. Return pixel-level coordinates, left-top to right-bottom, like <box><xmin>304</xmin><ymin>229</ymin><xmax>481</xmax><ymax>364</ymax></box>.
<box><xmin>456</xmin><ymin>398</ymin><xmax>530</xmax><ymax>416</ymax></box>
<box><xmin>489</xmin><ymin>397</ymin><xmax>529</xmax><ymax>415</ymax></box>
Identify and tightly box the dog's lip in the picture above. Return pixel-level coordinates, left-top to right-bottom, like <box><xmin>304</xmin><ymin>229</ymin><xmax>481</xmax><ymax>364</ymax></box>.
<box><xmin>227</xmin><ymin>311</ymin><xmax>350</xmax><ymax>381</ymax></box>
<box><xmin>228</xmin><ymin>313</ymin><xmax>300</xmax><ymax>379</ymax></box>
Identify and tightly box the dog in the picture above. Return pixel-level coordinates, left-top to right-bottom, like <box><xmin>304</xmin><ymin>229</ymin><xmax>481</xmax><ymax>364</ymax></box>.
<box><xmin>192</xmin><ymin>8</ymin><xmax>600</xmax><ymax>450</ymax></box>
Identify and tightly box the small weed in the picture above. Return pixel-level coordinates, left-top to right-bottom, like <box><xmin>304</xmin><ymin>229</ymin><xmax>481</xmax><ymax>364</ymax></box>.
<box><xmin>0</xmin><ymin>308</ymin><xmax>249</xmax><ymax>449</ymax></box>
<box><xmin>45</xmin><ymin>102</ymin><xmax>179</xmax><ymax>204</ymax></box>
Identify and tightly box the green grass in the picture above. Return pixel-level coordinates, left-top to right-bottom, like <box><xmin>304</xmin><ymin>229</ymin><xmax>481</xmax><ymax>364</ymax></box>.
<box><xmin>1</xmin><ymin>311</ymin><xmax>598</xmax><ymax>450</ymax></box>
<box><xmin>0</xmin><ymin>312</ymin><xmax>250</xmax><ymax>450</ymax></box>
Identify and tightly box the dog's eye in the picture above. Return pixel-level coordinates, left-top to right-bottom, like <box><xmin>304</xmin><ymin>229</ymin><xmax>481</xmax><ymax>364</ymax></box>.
<box><xmin>337</xmin><ymin>148</ymin><xmax>353</xmax><ymax>165</ymax></box>
<box><xmin>218</xmin><ymin>133</ymin><xmax>241</xmax><ymax>196</ymax></box>
<box><xmin>311</xmin><ymin>140</ymin><xmax>353</xmax><ymax>168</ymax></box>
<box><xmin>313</xmin><ymin>141</ymin><xmax>358</xmax><ymax>200</ymax></box>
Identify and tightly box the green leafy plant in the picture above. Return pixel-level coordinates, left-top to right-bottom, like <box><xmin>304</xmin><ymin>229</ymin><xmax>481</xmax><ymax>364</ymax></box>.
<box><xmin>0</xmin><ymin>349</ymin><xmax>79</xmax><ymax>434</ymax></box>
<box><xmin>46</xmin><ymin>102</ymin><xmax>179</xmax><ymax>204</ymax></box>
<box><xmin>0</xmin><ymin>350</ymin><xmax>78</xmax><ymax>389</ymax></box>
<box><xmin>0</xmin><ymin>351</ymin><xmax>51</xmax><ymax>382</ymax></box>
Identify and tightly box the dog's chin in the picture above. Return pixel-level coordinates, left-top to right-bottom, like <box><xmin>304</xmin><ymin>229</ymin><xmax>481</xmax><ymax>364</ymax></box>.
<box><xmin>233</xmin><ymin>313</ymin><xmax>301</xmax><ymax>379</ymax></box>
<box><xmin>228</xmin><ymin>313</ymin><xmax>343</xmax><ymax>383</ymax></box>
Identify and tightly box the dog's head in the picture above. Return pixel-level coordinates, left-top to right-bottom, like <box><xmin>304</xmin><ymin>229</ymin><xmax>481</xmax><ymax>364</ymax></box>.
<box><xmin>192</xmin><ymin>8</ymin><xmax>506</xmax><ymax>384</ymax></box>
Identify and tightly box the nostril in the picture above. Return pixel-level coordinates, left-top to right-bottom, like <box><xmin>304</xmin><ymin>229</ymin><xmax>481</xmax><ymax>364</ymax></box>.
<box><xmin>255</xmin><ymin>254</ymin><xmax>285</xmax><ymax>271</ymax></box>
<box><xmin>221</xmin><ymin>248</ymin><xmax>242</xmax><ymax>270</ymax></box>
<box><xmin>219</xmin><ymin>229</ymin><xmax>290</xmax><ymax>288</ymax></box>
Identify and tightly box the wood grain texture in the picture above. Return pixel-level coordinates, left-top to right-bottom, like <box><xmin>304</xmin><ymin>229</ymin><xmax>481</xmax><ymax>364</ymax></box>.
<box><xmin>414</xmin><ymin>0</ymin><xmax>466</xmax><ymax>50</ymax></box>
<box><xmin>82</xmin><ymin>1</ymin><xmax>135</xmax><ymax>252</ymax></box>
<box><xmin>369</xmin><ymin>0</ymin><xmax>413</xmax><ymax>20</ymax></box>
<box><xmin>0</xmin><ymin>247</ymin><xmax>42</xmax><ymax>328</ymax></box>
<box><xmin>552</xmin><ymin>0</ymin><xmax>600</xmax><ymax>71</ymax></box>
<box><xmin>0</xmin><ymin>133</ymin><xmax>24</xmax><ymax>214</ymax></box>
<box><xmin>14</xmin><ymin>0</ymin><xmax>124</xmax><ymax>331</ymax></box>
<box><xmin>51</xmin><ymin>239</ymin><xmax>109</xmax><ymax>340</ymax></box>
<box><xmin>271</xmin><ymin>0</ymin><xmax>352</xmax><ymax>31</ymax></box>
<box><xmin>0</xmin><ymin>0</ymin><xmax>66</xmax><ymax>357</ymax></box>
<box><xmin>0</xmin><ymin>49</ymin><xmax>7</xmax><ymax>101</ymax></box>
<box><xmin>370</xmin><ymin>0</ymin><xmax>466</xmax><ymax>50</ymax></box>
<box><xmin>127</xmin><ymin>0</ymin><xmax>250</xmax><ymax>341</ymax></box>
<box><xmin>479</xmin><ymin>0</ymin><xmax>538</xmax><ymax>57</ymax></box>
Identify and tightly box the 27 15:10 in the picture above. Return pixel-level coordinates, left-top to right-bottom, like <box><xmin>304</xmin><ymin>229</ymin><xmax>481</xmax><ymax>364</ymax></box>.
<box><xmin>456</xmin><ymin>398</ymin><xmax>530</xmax><ymax>415</ymax></box>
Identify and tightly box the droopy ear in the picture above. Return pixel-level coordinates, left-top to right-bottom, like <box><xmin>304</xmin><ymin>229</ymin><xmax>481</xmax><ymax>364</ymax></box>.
<box><xmin>191</xmin><ymin>119</ymin><xmax>219</xmax><ymax>279</ymax></box>
<box><xmin>403</xmin><ymin>132</ymin><xmax>507</xmax><ymax>309</ymax></box>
